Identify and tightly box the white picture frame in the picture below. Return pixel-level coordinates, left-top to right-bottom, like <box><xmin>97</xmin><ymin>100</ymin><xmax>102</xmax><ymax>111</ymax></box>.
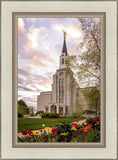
<box><xmin>1</xmin><ymin>0</ymin><xmax>117</xmax><ymax>159</ymax></box>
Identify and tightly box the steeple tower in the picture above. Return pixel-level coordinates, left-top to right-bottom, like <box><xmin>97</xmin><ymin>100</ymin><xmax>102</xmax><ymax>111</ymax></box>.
<box><xmin>62</xmin><ymin>31</ymin><xmax>68</xmax><ymax>55</ymax></box>
<box><xmin>59</xmin><ymin>31</ymin><xmax>69</xmax><ymax>69</ymax></box>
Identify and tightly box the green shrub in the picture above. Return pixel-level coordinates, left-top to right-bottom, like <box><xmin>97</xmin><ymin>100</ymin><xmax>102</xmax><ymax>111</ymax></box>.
<box><xmin>86</xmin><ymin>117</ymin><xmax>93</xmax><ymax>123</ymax></box>
<box><xmin>71</xmin><ymin>136</ymin><xmax>83</xmax><ymax>142</ymax></box>
<box><xmin>41</xmin><ymin>113</ymin><xmax>49</xmax><ymax>118</ymax></box>
<box><xmin>82</xmin><ymin>110</ymin><xmax>95</xmax><ymax>115</ymax></box>
<box><xmin>86</xmin><ymin>116</ymin><xmax>100</xmax><ymax>123</ymax></box>
<box><xmin>85</xmin><ymin>117</ymin><xmax>100</xmax><ymax>131</ymax></box>
<box><xmin>18</xmin><ymin>112</ymin><xmax>23</xmax><ymax>117</ymax></box>
<box><xmin>85</xmin><ymin>129</ymin><xmax>100</xmax><ymax>142</ymax></box>
<box><xmin>71</xmin><ymin>137</ymin><xmax>77</xmax><ymax>142</ymax></box>
<box><xmin>72</xmin><ymin>112</ymin><xmax>79</xmax><ymax>118</ymax></box>
<box><xmin>56</xmin><ymin>121</ymin><xmax>72</xmax><ymax>136</ymax></box>
<box><xmin>55</xmin><ymin>121</ymin><xmax>72</xmax><ymax>142</ymax></box>
<box><xmin>29</xmin><ymin>113</ymin><xmax>35</xmax><ymax>116</ymax></box>
<box><xmin>41</xmin><ymin>113</ymin><xmax>59</xmax><ymax>118</ymax></box>
<box><xmin>36</xmin><ymin>111</ymin><xmax>44</xmax><ymax>116</ymax></box>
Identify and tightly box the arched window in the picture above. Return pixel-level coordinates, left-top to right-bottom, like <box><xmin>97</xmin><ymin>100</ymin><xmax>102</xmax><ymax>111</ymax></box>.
<box><xmin>59</xmin><ymin>72</ymin><xmax>64</xmax><ymax>76</ymax></box>
<box><xmin>51</xmin><ymin>105</ymin><xmax>57</xmax><ymax>113</ymax></box>
<box><xmin>59</xmin><ymin>107</ymin><xmax>63</xmax><ymax>115</ymax></box>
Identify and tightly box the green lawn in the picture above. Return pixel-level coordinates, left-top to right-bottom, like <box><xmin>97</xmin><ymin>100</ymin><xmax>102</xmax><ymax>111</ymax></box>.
<box><xmin>18</xmin><ymin>117</ymin><xmax>85</xmax><ymax>132</ymax></box>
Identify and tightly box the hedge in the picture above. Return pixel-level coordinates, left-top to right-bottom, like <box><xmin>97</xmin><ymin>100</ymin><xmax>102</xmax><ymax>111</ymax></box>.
<box><xmin>18</xmin><ymin>112</ymin><xmax>23</xmax><ymax>117</ymax></box>
<box><xmin>41</xmin><ymin>113</ymin><xmax>59</xmax><ymax>118</ymax></box>
<box><xmin>36</xmin><ymin>111</ymin><xmax>44</xmax><ymax>115</ymax></box>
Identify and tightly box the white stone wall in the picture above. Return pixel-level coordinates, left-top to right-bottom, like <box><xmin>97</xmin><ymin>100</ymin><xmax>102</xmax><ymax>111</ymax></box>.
<box><xmin>36</xmin><ymin>36</ymin><xmax>98</xmax><ymax>116</ymax></box>
<box><xmin>56</xmin><ymin>69</ymin><xmax>65</xmax><ymax>104</ymax></box>
<box><xmin>66</xmin><ymin>75</ymin><xmax>71</xmax><ymax>115</ymax></box>
<box><xmin>72</xmin><ymin>85</ymin><xmax>78</xmax><ymax>113</ymax></box>
<box><xmin>37</xmin><ymin>65</ymin><xmax>96</xmax><ymax>116</ymax></box>
<box><xmin>52</xmin><ymin>75</ymin><xmax>57</xmax><ymax>103</ymax></box>
<box><xmin>37</xmin><ymin>91</ymin><xmax>52</xmax><ymax>112</ymax></box>
<box><xmin>59</xmin><ymin>53</ymin><xmax>69</xmax><ymax>69</ymax></box>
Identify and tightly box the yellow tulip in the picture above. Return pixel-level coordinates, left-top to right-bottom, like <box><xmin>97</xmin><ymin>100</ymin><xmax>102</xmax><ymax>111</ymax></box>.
<box><xmin>32</xmin><ymin>131</ymin><xmax>38</xmax><ymax>135</ymax></box>
<box><xmin>95</xmin><ymin>123</ymin><xmax>99</xmax><ymax>125</ymax></box>
<box><xmin>60</xmin><ymin>132</ymin><xmax>68</xmax><ymax>136</ymax></box>
<box><xmin>45</xmin><ymin>127</ymin><xmax>52</xmax><ymax>131</ymax></box>
<box><xmin>71</xmin><ymin>127</ymin><xmax>77</xmax><ymax>131</ymax></box>
<box><xmin>84</xmin><ymin>123</ymin><xmax>87</xmax><ymax>125</ymax></box>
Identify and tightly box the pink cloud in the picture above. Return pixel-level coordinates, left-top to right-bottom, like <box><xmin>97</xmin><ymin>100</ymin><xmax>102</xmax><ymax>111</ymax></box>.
<box><xmin>18</xmin><ymin>18</ymin><xmax>57</xmax><ymax>74</ymax></box>
<box><xmin>18</xmin><ymin>18</ymin><xmax>100</xmax><ymax>109</ymax></box>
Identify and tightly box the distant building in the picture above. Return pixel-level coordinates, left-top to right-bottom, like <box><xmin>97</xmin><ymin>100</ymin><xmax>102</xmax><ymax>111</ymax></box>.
<box><xmin>37</xmin><ymin>32</ymin><xmax>97</xmax><ymax>116</ymax></box>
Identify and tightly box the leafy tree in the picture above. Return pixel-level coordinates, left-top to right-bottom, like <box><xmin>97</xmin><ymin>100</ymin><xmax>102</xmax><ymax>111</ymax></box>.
<box><xmin>82</xmin><ymin>110</ymin><xmax>95</xmax><ymax>115</ymax></box>
<box><xmin>72</xmin><ymin>98</ymin><xmax>83</xmax><ymax>117</ymax></box>
<box><xmin>76</xmin><ymin>98</ymin><xmax>83</xmax><ymax>115</ymax></box>
<box><xmin>82</xmin><ymin>87</ymin><xmax>100</xmax><ymax>112</ymax></box>
<box><xmin>18</xmin><ymin>99</ymin><xmax>29</xmax><ymax>115</ymax></box>
<box><xmin>18</xmin><ymin>99</ymin><xmax>27</xmax><ymax>107</ymax></box>
<box><xmin>66</xmin><ymin>18</ymin><xmax>101</xmax><ymax>88</ymax></box>
<box><xmin>29</xmin><ymin>106</ymin><xmax>35</xmax><ymax>116</ymax></box>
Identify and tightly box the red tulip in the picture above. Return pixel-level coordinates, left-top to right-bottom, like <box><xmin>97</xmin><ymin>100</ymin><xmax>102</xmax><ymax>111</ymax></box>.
<box><xmin>73</xmin><ymin>123</ymin><xmax>78</xmax><ymax>128</ymax></box>
<box><xmin>92</xmin><ymin>119</ymin><xmax>97</xmax><ymax>122</ymax></box>
<box><xmin>54</xmin><ymin>132</ymin><xmax>57</xmax><ymax>136</ymax></box>
<box><xmin>52</xmin><ymin>128</ymin><xmax>57</xmax><ymax>132</ymax></box>
<box><xmin>87</xmin><ymin>125</ymin><xmax>92</xmax><ymax>128</ymax></box>
<box><xmin>82</xmin><ymin>129</ymin><xmax>86</xmax><ymax>133</ymax></box>
<box><xmin>82</xmin><ymin>124</ymin><xmax>93</xmax><ymax>133</ymax></box>
<box><xmin>22</xmin><ymin>131</ymin><xmax>28</xmax><ymax>135</ymax></box>
<box><xmin>52</xmin><ymin>120</ymin><xmax>56</xmax><ymax>122</ymax></box>
<box><xmin>28</xmin><ymin>131</ymin><xmax>33</xmax><ymax>135</ymax></box>
<box><xmin>39</xmin><ymin>129</ymin><xmax>43</xmax><ymax>132</ymax></box>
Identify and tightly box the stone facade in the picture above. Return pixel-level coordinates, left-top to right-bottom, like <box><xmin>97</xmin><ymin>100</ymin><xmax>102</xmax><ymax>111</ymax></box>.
<box><xmin>37</xmin><ymin>33</ymin><xmax>96</xmax><ymax>116</ymax></box>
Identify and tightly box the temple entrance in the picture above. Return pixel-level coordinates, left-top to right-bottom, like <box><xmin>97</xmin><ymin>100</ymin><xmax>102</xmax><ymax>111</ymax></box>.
<box><xmin>45</xmin><ymin>107</ymin><xmax>48</xmax><ymax>113</ymax></box>
<box><xmin>51</xmin><ymin>105</ymin><xmax>57</xmax><ymax>113</ymax></box>
<box><xmin>65</xmin><ymin>107</ymin><xmax>68</xmax><ymax>115</ymax></box>
<box><xmin>59</xmin><ymin>107</ymin><xmax>63</xmax><ymax>115</ymax></box>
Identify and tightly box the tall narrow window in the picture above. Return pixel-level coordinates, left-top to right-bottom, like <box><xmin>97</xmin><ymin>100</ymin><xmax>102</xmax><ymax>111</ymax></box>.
<box><xmin>59</xmin><ymin>78</ymin><xmax>64</xmax><ymax>102</ymax></box>
<box><xmin>62</xmin><ymin>58</ymin><xmax>64</xmax><ymax>64</ymax></box>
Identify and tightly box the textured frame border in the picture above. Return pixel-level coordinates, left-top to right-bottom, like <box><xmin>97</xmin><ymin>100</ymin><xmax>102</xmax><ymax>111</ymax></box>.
<box><xmin>1</xmin><ymin>0</ymin><xmax>117</xmax><ymax>160</ymax></box>
<box><xmin>12</xmin><ymin>12</ymin><xmax>105</xmax><ymax>148</ymax></box>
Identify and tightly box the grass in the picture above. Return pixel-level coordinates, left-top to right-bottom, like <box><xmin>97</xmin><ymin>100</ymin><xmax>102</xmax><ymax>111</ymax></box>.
<box><xmin>18</xmin><ymin>117</ymin><xmax>85</xmax><ymax>132</ymax></box>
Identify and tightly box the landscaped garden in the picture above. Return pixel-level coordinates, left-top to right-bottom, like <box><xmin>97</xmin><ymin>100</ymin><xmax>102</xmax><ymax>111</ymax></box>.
<box><xmin>18</xmin><ymin>116</ymin><xmax>100</xmax><ymax>143</ymax></box>
<box><xmin>18</xmin><ymin>117</ymin><xmax>85</xmax><ymax>132</ymax></box>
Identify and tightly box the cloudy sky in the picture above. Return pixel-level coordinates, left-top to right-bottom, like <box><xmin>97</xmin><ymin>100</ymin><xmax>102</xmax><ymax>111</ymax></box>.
<box><xmin>18</xmin><ymin>17</ymin><xmax>99</xmax><ymax>111</ymax></box>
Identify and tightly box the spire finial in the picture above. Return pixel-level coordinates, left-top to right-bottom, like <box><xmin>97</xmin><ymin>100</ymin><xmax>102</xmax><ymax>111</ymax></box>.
<box><xmin>62</xmin><ymin>30</ymin><xmax>67</xmax><ymax>55</ymax></box>
<box><xmin>63</xmin><ymin>30</ymin><xmax>66</xmax><ymax>39</ymax></box>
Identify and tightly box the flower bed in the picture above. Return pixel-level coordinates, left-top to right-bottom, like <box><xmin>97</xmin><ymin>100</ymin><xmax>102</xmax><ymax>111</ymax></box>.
<box><xmin>18</xmin><ymin>117</ymin><xmax>100</xmax><ymax>143</ymax></box>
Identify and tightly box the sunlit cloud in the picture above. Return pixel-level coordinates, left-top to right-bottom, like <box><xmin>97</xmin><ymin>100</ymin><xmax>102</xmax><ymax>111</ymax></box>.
<box><xmin>18</xmin><ymin>17</ymin><xmax>100</xmax><ymax>110</ymax></box>
<box><xmin>18</xmin><ymin>18</ymin><xmax>83</xmax><ymax>110</ymax></box>
<box><xmin>18</xmin><ymin>18</ymin><xmax>25</xmax><ymax>30</ymax></box>
<box><xmin>27</xmin><ymin>26</ymin><xmax>46</xmax><ymax>49</ymax></box>
<box><xmin>54</xmin><ymin>24</ymin><xmax>82</xmax><ymax>39</ymax></box>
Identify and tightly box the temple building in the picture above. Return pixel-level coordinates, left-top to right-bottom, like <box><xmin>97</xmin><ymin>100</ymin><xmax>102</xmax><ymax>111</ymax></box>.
<box><xmin>37</xmin><ymin>32</ymin><xmax>95</xmax><ymax>116</ymax></box>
